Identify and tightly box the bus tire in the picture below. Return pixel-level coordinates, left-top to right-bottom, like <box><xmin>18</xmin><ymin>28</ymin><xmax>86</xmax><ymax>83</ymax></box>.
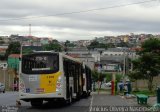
<box><xmin>83</xmin><ymin>91</ymin><xmax>87</xmax><ymax>98</ymax></box>
<box><xmin>88</xmin><ymin>92</ymin><xmax>91</xmax><ymax>96</ymax></box>
<box><xmin>31</xmin><ymin>100</ymin><xmax>43</xmax><ymax>107</ymax></box>
<box><xmin>77</xmin><ymin>93</ymin><xmax>80</xmax><ymax>101</ymax></box>
<box><xmin>66</xmin><ymin>88</ymin><xmax>73</xmax><ymax>105</ymax></box>
<box><xmin>68</xmin><ymin>88</ymin><xmax>73</xmax><ymax>104</ymax></box>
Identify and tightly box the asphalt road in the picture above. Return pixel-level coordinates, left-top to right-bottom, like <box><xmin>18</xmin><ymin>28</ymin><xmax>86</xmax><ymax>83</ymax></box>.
<box><xmin>0</xmin><ymin>92</ymin><xmax>91</xmax><ymax>112</ymax></box>
<box><xmin>0</xmin><ymin>92</ymin><xmax>135</xmax><ymax>112</ymax></box>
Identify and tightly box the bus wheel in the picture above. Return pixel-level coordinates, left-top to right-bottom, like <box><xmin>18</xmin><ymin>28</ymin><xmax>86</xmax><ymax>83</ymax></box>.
<box><xmin>88</xmin><ymin>92</ymin><xmax>91</xmax><ymax>96</ymax></box>
<box><xmin>68</xmin><ymin>88</ymin><xmax>73</xmax><ymax>104</ymax></box>
<box><xmin>83</xmin><ymin>92</ymin><xmax>87</xmax><ymax>98</ymax></box>
<box><xmin>76</xmin><ymin>92</ymin><xmax>80</xmax><ymax>100</ymax></box>
<box><xmin>31</xmin><ymin>100</ymin><xmax>43</xmax><ymax>107</ymax></box>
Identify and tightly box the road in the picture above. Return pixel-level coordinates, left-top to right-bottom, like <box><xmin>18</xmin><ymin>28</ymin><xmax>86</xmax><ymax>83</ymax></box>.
<box><xmin>0</xmin><ymin>92</ymin><xmax>135</xmax><ymax>112</ymax></box>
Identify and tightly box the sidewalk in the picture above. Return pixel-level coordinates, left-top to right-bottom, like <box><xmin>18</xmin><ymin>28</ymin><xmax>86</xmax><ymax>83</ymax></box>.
<box><xmin>91</xmin><ymin>92</ymin><xmax>157</xmax><ymax>106</ymax></box>
<box><xmin>125</xmin><ymin>95</ymin><xmax>157</xmax><ymax>106</ymax></box>
<box><xmin>91</xmin><ymin>93</ymin><xmax>131</xmax><ymax>106</ymax></box>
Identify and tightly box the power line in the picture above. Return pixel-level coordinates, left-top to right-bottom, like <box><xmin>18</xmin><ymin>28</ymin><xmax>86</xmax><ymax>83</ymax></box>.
<box><xmin>0</xmin><ymin>0</ymin><xmax>157</xmax><ymax>22</ymax></box>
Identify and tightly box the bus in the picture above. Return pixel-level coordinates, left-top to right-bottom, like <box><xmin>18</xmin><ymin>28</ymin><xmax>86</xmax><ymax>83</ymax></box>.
<box><xmin>19</xmin><ymin>51</ymin><xmax>92</xmax><ymax>106</ymax></box>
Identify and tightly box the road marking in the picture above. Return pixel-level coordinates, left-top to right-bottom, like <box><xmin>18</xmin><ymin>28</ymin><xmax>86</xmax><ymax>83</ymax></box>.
<box><xmin>89</xmin><ymin>95</ymin><xmax>94</xmax><ymax>112</ymax></box>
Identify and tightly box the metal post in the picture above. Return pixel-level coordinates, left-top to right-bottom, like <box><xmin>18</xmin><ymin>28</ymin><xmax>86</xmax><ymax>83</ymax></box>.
<box><xmin>123</xmin><ymin>51</ymin><xmax>126</xmax><ymax>77</ymax></box>
<box><xmin>9</xmin><ymin>73</ymin><xmax>10</xmax><ymax>90</ymax></box>
<box><xmin>98</xmin><ymin>51</ymin><xmax>101</xmax><ymax>94</ymax></box>
<box><xmin>3</xmin><ymin>69</ymin><xmax>5</xmax><ymax>87</ymax></box>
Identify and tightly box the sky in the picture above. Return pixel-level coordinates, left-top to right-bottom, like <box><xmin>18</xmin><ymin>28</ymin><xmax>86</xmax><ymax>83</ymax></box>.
<box><xmin>0</xmin><ymin>0</ymin><xmax>160</xmax><ymax>41</ymax></box>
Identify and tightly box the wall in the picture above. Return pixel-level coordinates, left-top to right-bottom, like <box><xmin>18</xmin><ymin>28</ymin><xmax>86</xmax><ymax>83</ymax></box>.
<box><xmin>0</xmin><ymin>68</ymin><xmax>16</xmax><ymax>91</ymax></box>
<box><xmin>132</xmin><ymin>76</ymin><xmax>160</xmax><ymax>90</ymax></box>
<box><xmin>8</xmin><ymin>57</ymin><xmax>19</xmax><ymax>70</ymax></box>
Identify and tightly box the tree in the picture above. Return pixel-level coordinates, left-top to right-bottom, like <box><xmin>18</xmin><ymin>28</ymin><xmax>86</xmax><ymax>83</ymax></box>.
<box><xmin>87</xmin><ymin>40</ymin><xmax>108</xmax><ymax>50</ymax></box>
<box><xmin>107</xmin><ymin>43</ymin><xmax>115</xmax><ymax>48</ymax></box>
<box><xmin>105</xmin><ymin>73</ymin><xmax>112</xmax><ymax>82</ymax></box>
<box><xmin>117</xmin><ymin>42</ymin><xmax>129</xmax><ymax>47</ymax></box>
<box><xmin>127</xmin><ymin>69</ymin><xmax>144</xmax><ymax>91</ymax></box>
<box><xmin>105</xmin><ymin>73</ymin><xmax>123</xmax><ymax>83</ymax></box>
<box><xmin>42</xmin><ymin>40</ymin><xmax>62</xmax><ymax>52</ymax></box>
<box><xmin>22</xmin><ymin>48</ymin><xmax>33</xmax><ymax>54</ymax></box>
<box><xmin>132</xmin><ymin>38</ymin><xmax>160</xmax><ymax>91</ymax></box>
<box><xmin>92</xmin><ymin>70</ymin><xmax>105</xmax><ymax>89</ymax></box>
<box><xmin>92</xmin><ymin>70</ymin><xmax>99</xmax><ymax>82</ymax></box>
<box><xmin>0</xmin><ymin>41</ymin><xmax>5</xmax><ymax>44</ymax></box>
<box><xmin>5</xmin><ymin>41</ymin><xmax>20</xmax><ymax>58</ymax></box>
<box><xmin>115</xmin><ymin>73</ymin><xmax>123</xmax><ymax>82</ymax></box>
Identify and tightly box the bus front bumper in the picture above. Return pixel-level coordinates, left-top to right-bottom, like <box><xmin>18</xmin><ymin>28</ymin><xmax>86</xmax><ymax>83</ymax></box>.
<box><xmin>19</xmin><ymin>92</ymin><xmax>65</xmax><ymax>101</ymax></box>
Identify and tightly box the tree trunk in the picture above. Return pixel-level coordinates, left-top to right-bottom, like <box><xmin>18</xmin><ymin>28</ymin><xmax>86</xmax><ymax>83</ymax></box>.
<box><xmin>99</xmin><ymin>81</ymin><xmax>102</xmax><ymax>89</ymax></box>
<box><xmin>148</xmin><ymin>76</ymin><xmax>153</xmax><ymax>92</ymax></box>
<box><xmin>97</xmin><ymin>81</ymin><xmax>101</xmax><ymax>94</ymax></box>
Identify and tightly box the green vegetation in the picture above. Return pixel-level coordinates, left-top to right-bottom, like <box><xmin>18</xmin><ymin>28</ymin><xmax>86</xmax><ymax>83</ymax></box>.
<box><xmin>92</xmin><ymin>70</ymin><xmax>123</xmax><ymax>83</ymax></box>
<box><xmin>5</xmin><ymin>41</ymin><xmax>20</xmax><ymax>58</ymax></box>
<box><xmin>0</xmin><ymin>40</ymin><xmax>5</xmax><ymax>44</ymax></box>
<box><xmin>64</xmin><ymin>40</ymin><xmax>76</xmax><ymax>52</ymax></box>
<box><xmin>105</xmin><ymin>73</ymin><xmax>112</xmax><ymax>82</ymax></box>
<box><xmin>65</xmin><ymin>40</ymin><xmax>76</xmax><ymax>47</ymax></box>
<box><xmin>128</xmin><ymin>38</ymin><xmax>160</xmax><ymax>92</ymax></box>
<box><xmin>117</xmin><ymin>42</ymin><xmax>129</xmax><ymax>47</ymax></box>
<box><xmin>92</xmin><ymin>70</ymin><xmax>105</xmax><ymax>82</ymax></box>
<box><xmin>132</xmin><ymin>90</ymin><xmax>156</xmax><ymax>96</ymax></box>
<box><xmin>42</xmin><ymin>40</ymin><xmax>62</xmax><ymax>52</ymax></box>
<box><xmin>105</xmin><ymin>73</ymin><xmax>123</xmax><ymax>82</ymax></box>
<box><xmin>87</xmin><ymin>40</ymin><xmax>108</xmax><ymax>50</ymax></box>
<box><xmin>22</xmin><ymin>48</ymin><xmax>33</xmax><ymax>54</ymax></box>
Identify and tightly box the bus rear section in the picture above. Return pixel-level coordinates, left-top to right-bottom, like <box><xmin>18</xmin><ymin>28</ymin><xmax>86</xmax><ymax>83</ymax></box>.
<box><xmin>19</xmin><ymin>53</ymin><xmax>65</xmax><ymax>106</ymax></box>
<box><xmin>82</xmin><ymin>65</ymin><xmax>92</xmax><ymax>97</ymax></box>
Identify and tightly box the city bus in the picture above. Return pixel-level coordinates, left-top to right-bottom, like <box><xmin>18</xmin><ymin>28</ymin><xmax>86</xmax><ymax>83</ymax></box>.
<box><xmin>19</xmin><ymin>51</ymin><xmax>91</xmax><ymax>106</ymax></box>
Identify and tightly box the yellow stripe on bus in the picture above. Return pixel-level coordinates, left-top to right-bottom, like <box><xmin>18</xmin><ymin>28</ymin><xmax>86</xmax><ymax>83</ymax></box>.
<box><xmin>39</xmin><ymin>72</ymin><xmax>62</xmax><ymax>93</ymax></box>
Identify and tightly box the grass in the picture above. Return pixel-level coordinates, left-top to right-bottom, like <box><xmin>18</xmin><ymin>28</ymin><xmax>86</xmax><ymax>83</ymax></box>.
<box><xmin>132</xmin><ymin>90</ymin><xmax>156</xmax><ymax>96</ymax></box>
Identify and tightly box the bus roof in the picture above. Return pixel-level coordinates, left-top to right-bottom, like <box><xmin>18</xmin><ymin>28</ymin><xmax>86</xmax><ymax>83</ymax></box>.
<box><xmin>22</xmin><ymin>51</ymin><xmax>82</xmax><ymax>64</ymax></box>
<box><xmin>60</xmin><ymin>53</ymin><xmax>82</xmax><ymax>64</ymax></box>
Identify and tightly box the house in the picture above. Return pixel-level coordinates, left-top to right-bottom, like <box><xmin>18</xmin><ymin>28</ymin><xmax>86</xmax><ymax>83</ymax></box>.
<box><xmin>7</xmin><ymin>54</ymin><xmax>20</xmax><ymax>71</ymax></box>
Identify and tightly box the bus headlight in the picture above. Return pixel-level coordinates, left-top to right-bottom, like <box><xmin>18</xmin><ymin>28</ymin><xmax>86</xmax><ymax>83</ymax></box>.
<box><xmin>56</xmin><ymin>88</ymin><xmax>60</xmax><ymax>92</ymax></box>
<box><xmin>57</xmin><ymin>76</ymin><xmax>62</xmax><ymax>82</ymax></box>
<box><xmin>19</xmin><ymin>79</ymin><xmax>25</xmax><ymax>92</ymax></box>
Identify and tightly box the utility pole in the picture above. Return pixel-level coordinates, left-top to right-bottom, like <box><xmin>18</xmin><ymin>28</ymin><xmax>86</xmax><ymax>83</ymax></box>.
<box><xmin>123</xmin><ymin>51</ymin><xmax>126</xmax><ymax>77</ymax></box>
<box><xmin>98</xmin><ymin>50</ymin><xmax>103</xmax><ymax>94</ymax></box>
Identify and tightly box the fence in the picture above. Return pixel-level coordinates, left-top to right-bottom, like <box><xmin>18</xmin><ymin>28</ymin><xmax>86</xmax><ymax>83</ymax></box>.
<box><xmin>0</xmin><ymin>68</ymin><xmax>17</xmax><ymax>91</ymax></box>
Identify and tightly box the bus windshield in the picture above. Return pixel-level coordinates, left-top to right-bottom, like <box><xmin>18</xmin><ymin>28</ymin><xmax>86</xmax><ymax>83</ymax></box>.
<box><xmin>22</xmin><ymin>53</ymin><xmax>59</xmax><ymax>74</ymax></box>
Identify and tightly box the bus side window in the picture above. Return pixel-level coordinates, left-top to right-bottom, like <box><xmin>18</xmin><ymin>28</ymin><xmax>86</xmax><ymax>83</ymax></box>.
<box><xmin>68</xmin><ymin>62</ymin><xmax>72</xmax><ymax>77</ymax></box>
<box><xmin>63</xmin><ymin>59</ymin><xmax>68</xmax><ymax>76</ymax></box>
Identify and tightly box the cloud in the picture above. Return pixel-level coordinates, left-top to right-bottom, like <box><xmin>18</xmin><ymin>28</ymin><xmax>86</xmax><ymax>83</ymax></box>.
<box><xmin>0</xmin><ymin>0</ymin><xmax>160</xmax><ymax>41</ymax></box>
